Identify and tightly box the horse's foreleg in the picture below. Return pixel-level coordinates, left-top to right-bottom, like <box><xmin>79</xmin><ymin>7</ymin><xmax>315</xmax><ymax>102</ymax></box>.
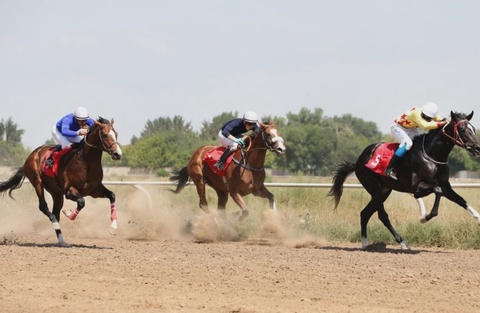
<box><xmin>442</xmin><ymin>183</ymin><xmax>480</xmax><ymax>222</ymax></box>
<box><xmin>422</xmin><ymin>193</ymin><xmax>442</xmax><ymax>222</ymax></box>
<box><xmin>89</xmin><ymin>185</ymin><xmax>118</xmax><ymax>231</ymax></box>
<box><xmin>253</xmin><ymin>185</ymin><xmax>276</xmax><ymax>210</ymax></box>
<box><xmin>63</xmin><ymin>187</ymin><xmax>85</xmax><ymax>221</ymax></box>
<box><xmin>413</xmin><ymin>187</ymin><xmax>438</xmax><ymax>223</ymax></box>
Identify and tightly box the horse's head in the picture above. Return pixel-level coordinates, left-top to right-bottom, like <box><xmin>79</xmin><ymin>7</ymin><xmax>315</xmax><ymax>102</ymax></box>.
<box><xmin>447</xmin><ymin>111</ymin><xmax>480</xmax><ymax>156</ymax></box>
<box><xmin>86</xmin><ymin>117</ymin><xmax>123</xmax><ymax>160</ymax></box>
<box><xmin>257</xmin><ymin>121</ymin><xmax>286</xmax><ymax>156</ymax></box>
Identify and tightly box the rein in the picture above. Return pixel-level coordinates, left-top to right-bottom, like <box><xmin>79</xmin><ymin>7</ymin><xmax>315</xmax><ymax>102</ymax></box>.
<box><xmin>421</xmin><ymin>119</ymin><xmax>469</xmax><ymax>165</ymax></box>
<box><xmin>233</xmin><ymin>126</ymin><xmax>278</xmax><ymax>171</ymax></box>
<box><xmin>442</xmin><ymin>119</ymin><xmax>469</xmax><ymax>148</ymax></box>
<box><xmin>84</xmin><ymin>124</ymin><xmax>119</xmax><ymax>155</ymax></box>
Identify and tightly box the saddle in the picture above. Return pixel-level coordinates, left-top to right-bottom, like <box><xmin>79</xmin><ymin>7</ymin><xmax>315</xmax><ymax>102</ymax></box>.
<box><xmin>203</xmin><ymin>147</ymin><xmax>235</xmax><ymax>176</ymax></box>
<box><xmin>365</xmin><ymin>142</ymin><xmax>399</xmax><ymax>176</ymax></box>
<box><xmin>42</xmin><ymin>146</ymin><xmax>72</xmax><ymax>177</ymax></box>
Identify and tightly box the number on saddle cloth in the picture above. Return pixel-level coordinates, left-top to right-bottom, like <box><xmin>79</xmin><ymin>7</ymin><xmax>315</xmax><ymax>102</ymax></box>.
<box><xmin>365</xmin><ymin>143</ymin><xmax>399</xmax><ymax>175</ymax></box>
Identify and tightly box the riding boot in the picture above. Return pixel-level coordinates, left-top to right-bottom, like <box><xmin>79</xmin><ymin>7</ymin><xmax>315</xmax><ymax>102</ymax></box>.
<box><xmin>46</xmin><ymin>145</ymin><xmax>62</xmax><ymax>167</ymax></box>
<box><xmin>214</xmin><ymin>147</ymin><xmax>233</xmax><ymax>170</ymax></box>
<box><xmin>384</xmin><ymin>154</ymin><xmax>401</xmax><ymax>180</ymax></box>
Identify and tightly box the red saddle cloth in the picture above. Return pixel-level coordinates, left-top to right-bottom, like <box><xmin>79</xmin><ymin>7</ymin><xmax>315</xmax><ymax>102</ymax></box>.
<box><xmin>365</xmin><ymin>142</ymin><xmax>399</xmax><ymax>176</ymax></box>
<box><xmin>203</xmin><ymin>147</ymin><xmax>235</xmax><ymax>177</ymax></box>
<box><xmin>42</xmin><ymin>147</ymin><xmax>72</xmax><ymax>177</ymax></box>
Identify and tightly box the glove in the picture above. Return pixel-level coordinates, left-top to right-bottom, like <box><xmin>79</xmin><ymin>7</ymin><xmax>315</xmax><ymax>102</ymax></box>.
<box><xmin>234</xmin><ymin>138</ymin><xmax>245</xmax><ymax>146</ymax></box>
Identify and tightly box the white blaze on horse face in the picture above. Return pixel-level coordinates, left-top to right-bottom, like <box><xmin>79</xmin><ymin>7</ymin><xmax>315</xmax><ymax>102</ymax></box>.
<box><xmin>270</xmin><ymin>128</ymin><xmax>286</xmax><ymax>152</ymax></box>
<box><xmin>108</xmin><ymin>129</ymin><xmax>123</xmax><ymax>156</ymax></box>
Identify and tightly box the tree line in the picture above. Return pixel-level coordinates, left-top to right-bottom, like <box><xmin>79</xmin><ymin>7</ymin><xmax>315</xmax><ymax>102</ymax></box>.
<box><xmin>2</xmin><ymin>108</ymin><xmax>480</xmax><ymax>176</ymax></box>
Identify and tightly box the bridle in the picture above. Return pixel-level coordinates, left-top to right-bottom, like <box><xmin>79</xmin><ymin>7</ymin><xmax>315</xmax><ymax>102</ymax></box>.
<box><xmin>441</xmin><ymin>119</ymin><xmax>471</xmax><ymax>149</ymax></box>
<box><xmin>84</xmin><ymin>123</ymin><xmax>119</xmax><ymax>156</ymax></box>
<box><xmin>242</xmin><ymin>126</ymin><xmax>280</xmax><ymax>152</ymax></box>
<box><xmin>422</xmin><ymin>119</ymin><xmax>471</xmax><ymax>165</ymax></box>
<box><xmin>233</xmin><ymin>125</ymin><xmax>282</xmax><ymax>171</ymax></box>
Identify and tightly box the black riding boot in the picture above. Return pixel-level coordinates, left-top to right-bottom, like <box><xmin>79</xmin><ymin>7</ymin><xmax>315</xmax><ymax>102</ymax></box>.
<box><xmin>46</xmin><ymin>145</ymin><xmax>62</xmax><ymax>167</ymax></box>
<box><xmin>384</xmin><ymin>154</ymin><xmax>401</xmax><ymax>180</ymax></box>
<box><xmin>214</xmin><ymin>147</ymin><xmax>233</xmax><ymax>170</ymax></box>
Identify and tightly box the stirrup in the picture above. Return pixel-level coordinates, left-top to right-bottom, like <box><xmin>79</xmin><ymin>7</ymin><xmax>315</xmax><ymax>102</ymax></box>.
<box><xmin>46</xmin><ymin>158</ymin><xmax>54</xmax><ymax>167</ymax></box>
<box><xmin>214</xmin><ymin>161</ymin><xmax>225</xmax><ymax>170</ymax></box>
<box><xmin>384</xmin><ymin>169</ymin><xmax>398</xmax><ymax>180</ymax></box>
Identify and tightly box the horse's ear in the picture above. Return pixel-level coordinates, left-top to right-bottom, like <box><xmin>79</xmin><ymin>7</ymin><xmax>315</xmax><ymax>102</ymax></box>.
<box><xmin>258</xmin><ymin>121</ymin><xmax>266</xmax><ymax>127</ymax></box>
<box><xmin>450</xmin><ymin>111</ymin><xmax>457</xmax><ymax>121</ymax></box>
<box><xmin>111</xmin><ymin>118</ymin><xmax>115</xmax><ymax>125</ymax></box>
<box><xmin>467</xmin><ymin>111</ymin><xmax>474</xmax><ymax>121</ymax></box>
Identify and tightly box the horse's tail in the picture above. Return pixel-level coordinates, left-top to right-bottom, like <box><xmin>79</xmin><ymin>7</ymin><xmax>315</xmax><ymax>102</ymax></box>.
<box><xmin>327</xmin><ymin>161</ymin><xmax>356</xmax><ymax>208</ymax></box>
<box><xmin>169</xmin><ymin>167</ymin><xmax>190</xmax><ymax>194</ymax></box>
<box><xmin>0</xmin><ymin>167</ymin><xmax>26</xmax><ymax>199</ymax></box>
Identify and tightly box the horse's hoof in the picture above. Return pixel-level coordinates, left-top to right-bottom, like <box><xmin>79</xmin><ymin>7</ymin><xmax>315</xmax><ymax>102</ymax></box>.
<box><xmin>420</xmin><ymin>217</ymin><xmax>427</xmax><ymax>224</ymax></box>
<box><xmin>62</xmin><ymin>210</ymin><xmax>77</xmax><ymax>221</ymax></box>
<box><xmin>400</xmin><ymin>241</ymin><xmax>411</xmax><ymax>250</ymax></box>
<box><xmin>238</xmin><ymin>210</ymin><xmax>249</xmax><ymax>222</ymax></box>
<box><xmin>58</xmin><ymin>241</ymin><xmax>70</xmax><ymax>248</ymax></box>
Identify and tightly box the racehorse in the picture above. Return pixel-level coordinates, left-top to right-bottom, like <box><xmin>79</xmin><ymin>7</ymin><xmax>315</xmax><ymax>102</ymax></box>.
<box><xmin>170</xmin><ymin>121</ymin><xmax>286</xmax><ymax>221</ymax></box>
<box><xmin>0</xmin><ymin>117</ymin><xmax>122</xmax><ymax>246</ymax></box>
<box><xmin>328</xmin><ymin>111</ymin><xmax>480</xmax><ymax>250</ymax></box>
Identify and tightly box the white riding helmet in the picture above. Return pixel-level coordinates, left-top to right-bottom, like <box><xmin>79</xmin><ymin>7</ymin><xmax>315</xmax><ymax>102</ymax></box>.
<box><xmin>243</xmin><ymin>110</ymin><xmax>258</xmax><ymax>123</ymax></box>
<box><xmin>74</xmin><ymin>106</ymin><xmax>89</xmax><ymax>120</ymax></box>
<box><xmin>421</xmin><ymin>102</ymin><xmax>439</xmax><ymax>118</ymax></box>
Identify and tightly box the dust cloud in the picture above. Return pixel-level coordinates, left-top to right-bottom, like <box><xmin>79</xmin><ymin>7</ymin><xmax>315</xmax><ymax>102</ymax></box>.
<box><xmin>0</xmin><ymin>181</ymin><xmax>328</xmax><ymax>248</ymax></box>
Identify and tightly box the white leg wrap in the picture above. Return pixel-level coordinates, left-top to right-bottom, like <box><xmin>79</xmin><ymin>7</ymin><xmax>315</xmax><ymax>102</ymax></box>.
<box><xmin>466</xmin><ymin>205</ymin><xmax>480</xmax><ymax>222</ymax></box>
<box><xmin>361</xmin><ymin>237</ymin><xmax>369</xmax><ymax>250</ymax></box>
<box><xmin>416</xmin><ymin>197</ymin><xmax>427</xmax><ymax>223</ymax></box>
<box><xmin>51</xmin><ymin>222</ymin><xmax>61</xmax><ymax>230</ymax></box>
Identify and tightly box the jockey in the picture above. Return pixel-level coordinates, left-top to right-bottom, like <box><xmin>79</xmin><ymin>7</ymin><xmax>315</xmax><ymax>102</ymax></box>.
<box><xmin>46</xmin><ymin>106</ymin><xmax>95</xmax><ymax>166</ymax></box>
<box><xmin>384</xmin><ymin>102</ymin><xmax>448</xmax><ymax>180</ymax></box>
<box><xmin>213</xmin><ymin>111</ymin><xmax>259</xmax><ymax>170</ymax></box>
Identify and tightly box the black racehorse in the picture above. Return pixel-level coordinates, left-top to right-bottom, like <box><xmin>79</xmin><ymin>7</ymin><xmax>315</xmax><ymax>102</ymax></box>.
<box><xmin>328</xmin><ymin>111</ymin><xmax>480</xmax><ymax>250</ymax></box>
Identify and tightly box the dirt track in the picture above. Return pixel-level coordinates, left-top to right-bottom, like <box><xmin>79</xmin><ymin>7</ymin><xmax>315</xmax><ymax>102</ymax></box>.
<box><xmin>1</xmin><ymin>228</ymin><xmax>480</xmax><ymax>313</ymax></box>
<box><xmin>1</xmin><ymin>175</ymin><xmax>479</xmax><ymax>313</ymax></box>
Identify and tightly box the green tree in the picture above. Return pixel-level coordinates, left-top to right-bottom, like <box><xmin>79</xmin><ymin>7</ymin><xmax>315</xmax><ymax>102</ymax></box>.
<box><xmin>141</xmin><ymin>116</ymin><xmax>193</xmax><ymax>137</ymax></box>
<box><xmin>0</xmin><ymin>117</ymin><xmax>24</xmax><ymax>143</ymax></box>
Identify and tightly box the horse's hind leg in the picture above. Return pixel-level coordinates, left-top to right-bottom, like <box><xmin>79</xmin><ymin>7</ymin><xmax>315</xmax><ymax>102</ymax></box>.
<box><xmin>33</xmin><ymin>184</ymin><xmax>69</xmax><ymax>247</ymax></box>
<box><xmin>190</xmin><ymin>175</ymin><xmax>209</xmax><ymax>211</ymax></box>
<box><xmin>215</xmin><ymin>190</ymin><xmax>229</xmax><ymax>219</ymax></box>
<box><xmin>377</xmin><ymin>205</ymin><xmax>410</xmax><ymax>250</ymax></box>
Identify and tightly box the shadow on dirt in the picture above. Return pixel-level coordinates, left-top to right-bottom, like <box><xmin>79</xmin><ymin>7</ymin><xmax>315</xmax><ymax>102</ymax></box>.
<box><xmin>2</xmin><ymin>241</ymin><xmax>113</xmax><ymax>250</ymax></box>
<box><xmin>315</xmin><ymin>242</ymin><xmax>449</xmax><ymax>255</ymax></box>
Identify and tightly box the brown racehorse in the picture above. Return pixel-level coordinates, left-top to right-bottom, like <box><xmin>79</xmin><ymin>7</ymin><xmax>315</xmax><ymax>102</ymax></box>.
<box><xmin>0</xmin><ymin>117</ymin><xmax>122</xmax><ymax>246</ymax></box>
<box><xmin>170</xmin><ymin>122</ymin><xmax>286</xmax><ymax>221</ymax></box>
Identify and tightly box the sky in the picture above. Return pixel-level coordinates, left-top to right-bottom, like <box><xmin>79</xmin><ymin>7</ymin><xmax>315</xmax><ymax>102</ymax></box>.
<box><xmin>1</xmin><ymin>0</ymin><xmax>479</xmax><ymax>149</ymax></box>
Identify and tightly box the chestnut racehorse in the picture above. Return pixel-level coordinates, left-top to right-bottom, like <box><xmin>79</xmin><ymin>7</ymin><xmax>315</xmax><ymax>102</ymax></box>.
<box><xmin>0</xmin><ymin>117</ymin><xmax>122</xmax><ymax>246</ymax></box>
<box><xmin>170</xmin><ymin>121</ymin><xmax>286</xmax><ymax>221</ymax></box>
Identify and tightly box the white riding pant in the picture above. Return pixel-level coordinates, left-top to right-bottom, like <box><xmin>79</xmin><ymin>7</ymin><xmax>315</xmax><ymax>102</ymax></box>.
<box><xmin>52</xmin><ymin>125</ymin><xmax>84</xmax><ymax>149</ymax></box>
<box><xmin>218</xmin><ymin>131</ymin><xmax>240</xmax><ymax>151</ymax></box>
<box><xmin>390</xmin><ymin>122</ymin><xmax>421</xmax><ymax>151</ymax></box>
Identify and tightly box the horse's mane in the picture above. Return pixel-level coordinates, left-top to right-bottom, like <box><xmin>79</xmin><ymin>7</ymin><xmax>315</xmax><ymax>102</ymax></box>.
<box><xmin>97</xmin><ymin>116</ymin><xmax>110</xmax><ymax>124</ymax></box>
